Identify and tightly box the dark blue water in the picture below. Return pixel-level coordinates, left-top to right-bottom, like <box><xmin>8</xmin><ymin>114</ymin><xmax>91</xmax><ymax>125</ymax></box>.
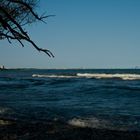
<box><xmin>0</xmin><ymin>69</ymin><xmax>140</xmax><ymax>131</ymax></box>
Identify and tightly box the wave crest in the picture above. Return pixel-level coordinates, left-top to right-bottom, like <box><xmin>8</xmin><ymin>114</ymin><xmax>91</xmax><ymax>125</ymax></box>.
<box><xmin>68</xmin><ymin>118</ymin><xmax>129</xmax><ymax>131</ymax></box>
<box><xmin>32</xmin><ymin>74</ymin><xmax>76</xmax><ymax>78</ymax></box>
<box><xmin>0</xmin><ymin>107</ymin><xmax>11</xmax><ymax>114</ymax></box>
<box><xmin>77</xmin><ymin>73</ymin><xmax>140</xmax><ymax>80</ymax></box>
<box><xmin>68</xmin><ymin>118</ymin><xmax>100</xmax><ymax>128</ymax></box>
<box><xmin>32</xmin><ymin>73</ymin><xmax>140</xmax><ymax>80</ymax></box>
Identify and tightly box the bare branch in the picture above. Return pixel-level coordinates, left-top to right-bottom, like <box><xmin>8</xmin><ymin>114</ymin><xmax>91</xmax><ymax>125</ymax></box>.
<box><xmin>0</xmin><ymin>6</ymin><xmax>30</xmax><ymax>39</ymax></box>
<box><xmin>8</xmin><ymin>0</ymin><xmax>45</xmax><ymax>21</ymax></box>
<box><xmin>0</xmin><ymin>0</ymin><xmax>54</xmax><ymax>57</ymax></box>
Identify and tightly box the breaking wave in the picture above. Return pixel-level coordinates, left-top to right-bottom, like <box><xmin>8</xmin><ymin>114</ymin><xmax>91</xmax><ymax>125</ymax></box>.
<box><xmin>77</xmin><ymin>73</ymin><xmax>140</xmax><ymax>80</ymax></box>
<box><xmin>32</xmin><ymin>74</ymin><xmax>76</xmax><ymax>78</ymax></box>
<box><xmin>32</xmin><ymin>73</ymin><xmax>140</xmax><ymax>80</ymax></box>
<box><xmin>68</xmin><ymin>117</ymin><xmax>136</xmax><ymax>131</ymax></box>
<box><xmin>0</xmin><ymin>107</ymin><xmax>12</xmax><ymax>115</ymax></box>
<box><xmin>68</xmin><ymin>117</ymin><xmax>105</xmax><ymax>128</ymax></box>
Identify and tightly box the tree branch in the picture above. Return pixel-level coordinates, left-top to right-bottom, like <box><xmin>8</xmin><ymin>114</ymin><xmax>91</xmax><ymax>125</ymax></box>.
<box><xmin>0</xmin><ymin>0</ymin><xmax>54</xmax><ymax>57</ymax></box>
<box><xmin>0</xmin><ymin>6</ymin><xmax>30</xmax><ymax>39</ymax></box>
<box><xmin>7</xmin><ymin>0</ymin><xmax>53</xmax><ymax>22</ymax></box>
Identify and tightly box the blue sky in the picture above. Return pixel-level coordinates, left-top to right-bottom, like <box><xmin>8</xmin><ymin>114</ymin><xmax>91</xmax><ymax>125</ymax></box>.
<box><xmin>0</xmin><ymin>0</ymin><xmax>140</xmax><ymax>68</ymax></box>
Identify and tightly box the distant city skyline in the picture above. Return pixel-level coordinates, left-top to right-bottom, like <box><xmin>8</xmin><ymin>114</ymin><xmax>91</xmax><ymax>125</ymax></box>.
<box><xmin>0</xmin><ymin>0</ymin><xmax>140</xmax><ymax>69</ymax></box>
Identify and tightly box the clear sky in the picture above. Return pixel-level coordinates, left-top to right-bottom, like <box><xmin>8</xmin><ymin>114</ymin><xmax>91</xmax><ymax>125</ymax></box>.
<box><xmin>0</xmin><ymin>0</ymin><xmax>140</xmax><ymax>69</ymax></box>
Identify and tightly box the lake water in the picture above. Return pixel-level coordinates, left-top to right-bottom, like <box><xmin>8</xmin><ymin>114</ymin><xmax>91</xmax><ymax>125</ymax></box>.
<box><xmin>0</xmin><ymin>69</ymin><xmax>140</xmax><ymax>131</ymax></box>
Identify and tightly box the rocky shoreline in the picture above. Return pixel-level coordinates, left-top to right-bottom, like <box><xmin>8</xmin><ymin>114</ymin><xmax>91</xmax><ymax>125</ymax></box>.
<box><xmin>0</xmin><ymin>119</ymin><xmax>140</xmax><ymax>140</ymax></box>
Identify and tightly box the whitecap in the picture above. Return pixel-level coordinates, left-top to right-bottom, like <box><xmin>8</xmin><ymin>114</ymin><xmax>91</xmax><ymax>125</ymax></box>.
<box><xmin>68</xmin><ymin>117</ymin><xmax>129</xmax><ymax>131</ymax></box>
<box><xmin>68</xmin><ymin>117</ymin><xmax>100</xmax><ymax>128</ymax></box>
<box><xmin>77</xmin><ymin>73</ymin><xmax>140</xmax><ymax>80</ymax></box>
<box><xmin>32</xmin><ymin>73</ymin><xmax>140</xmax><ymax>80</ymax></box>
<box><xmin>0</xmin><ymin>107</ymin><xmax>9</xmax><ymax>114</ymax></box>
<box><xmin>0</xmin><ymin>120</ymin><xmax>11</xmax><ymax>125</ymax></box>
<box><xmin>32</xmin><ymin>74</ymin><xmax>76</xmax><ymax>78</ymax></box>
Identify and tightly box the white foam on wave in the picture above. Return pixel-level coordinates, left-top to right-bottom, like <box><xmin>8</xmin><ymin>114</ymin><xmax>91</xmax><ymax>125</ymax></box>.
<box><xmin>0</xmin><ymin>107</ymin><xmax>10</xmax><ymax>114</ymax></box>
<box><xmin>32</xmin><ymin>73</ymin><xmax>140</xmax><ymax>80</ymax></box>
<box><xmin>77</xmin><ymin>73</ymin><xmax>140</xmax><ymax>80</ymax></box>
<box><xmin>68</xmin><ymin>117</ymin><xmax>101</xmax><ymax>128</ymax></box>
<box><xmin>68</xmin><ymin>118</ymin><xmax>127</xmax><ymax>131</ymax></box>
<box><xmin>32</xmin><ymin>74</ymin><xmax>76</xmax><ymax>78</ymax></box>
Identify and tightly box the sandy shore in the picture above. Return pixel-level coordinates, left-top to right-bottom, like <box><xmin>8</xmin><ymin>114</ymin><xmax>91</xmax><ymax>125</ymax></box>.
<box><xmin>0</xmin><ymin>118</ymin><xmax>140</xmax><ymax>140</ymax></box>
